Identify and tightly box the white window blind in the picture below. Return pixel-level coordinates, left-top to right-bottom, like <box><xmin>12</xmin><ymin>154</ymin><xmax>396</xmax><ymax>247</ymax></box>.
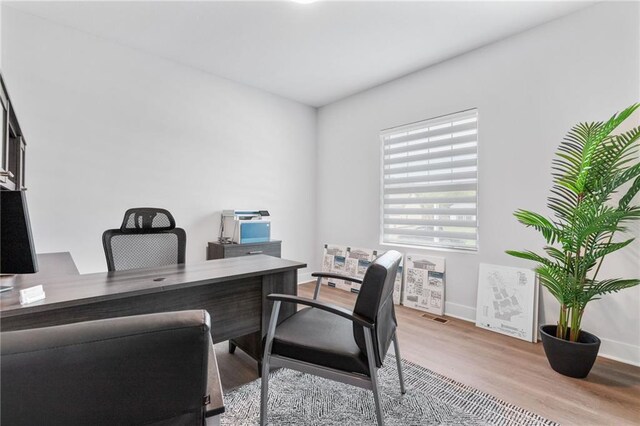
<box><xmin>380</xmin><ymin>109</ymin><xmax>478</xmax><ymax>251</ymax></box>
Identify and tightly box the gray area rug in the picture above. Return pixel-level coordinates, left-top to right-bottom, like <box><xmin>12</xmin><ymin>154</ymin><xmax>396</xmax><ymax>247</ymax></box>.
<box><xmin>221</xmin><ymin>355</ymin><xmax>557</xmax><ymax>425</ymax></box>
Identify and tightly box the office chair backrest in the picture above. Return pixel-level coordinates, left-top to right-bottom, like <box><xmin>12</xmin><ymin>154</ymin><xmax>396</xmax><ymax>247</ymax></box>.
<box><xmin>102</xmin><ymin>207</ymin><xmax>186</xmax><ymax>271</ymax></box>
<box><xmin>121</xmin><ymin>207</ymin><xmax>176</xmax><ymax>231</ymax></box>
<box><xmin>353</xmin><ymin>250</ymin><xmax>402</xmax><ymax>368</ymax></box>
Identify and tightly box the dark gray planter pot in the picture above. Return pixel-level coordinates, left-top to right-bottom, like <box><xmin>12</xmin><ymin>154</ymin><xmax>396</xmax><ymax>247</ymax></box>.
<box><xmin>539</xmin><ymin>325</ymin><xmax>601</xmax><ymax>378</ymax></box>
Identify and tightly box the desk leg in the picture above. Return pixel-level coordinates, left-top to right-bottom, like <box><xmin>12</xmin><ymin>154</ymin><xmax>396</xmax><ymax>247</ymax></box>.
<box><xmin>230</xmin><ymin>270</ymin><xmax>297</xmax><ymax>375</ymax></box>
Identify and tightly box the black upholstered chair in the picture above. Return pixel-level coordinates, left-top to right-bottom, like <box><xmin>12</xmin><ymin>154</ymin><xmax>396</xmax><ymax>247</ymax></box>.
<box><xmin>260</xmin><ymin>250</ymin><xmax>405</xmax><ymax>426</ymax></box>
<box><xmin>1</xmin><ymin>310</ymin><xmax>221</xmax><ymax>426</ymax></box>
<box><xmin>102</xmin><ymin>207</ymin><xmax>186</xmax><ymax>271</ymax></box>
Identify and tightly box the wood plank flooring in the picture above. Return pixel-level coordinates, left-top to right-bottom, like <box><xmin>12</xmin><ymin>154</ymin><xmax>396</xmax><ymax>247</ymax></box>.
<box><xmin>214</xmin><ymin>282</ymin><xmax>640</xmax><ymax>425</ymax></box>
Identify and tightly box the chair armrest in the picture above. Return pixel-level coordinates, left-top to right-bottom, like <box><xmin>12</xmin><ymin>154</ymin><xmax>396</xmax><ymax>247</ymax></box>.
<box><xmin>267</xmin><ymin>294</ymin><xmax>373</xmax><ymax>329</ymax></box>
<box><xmin>311</xmin><ymin>272</ymin><xmax>363</xmax><ymax>285</ymax></box>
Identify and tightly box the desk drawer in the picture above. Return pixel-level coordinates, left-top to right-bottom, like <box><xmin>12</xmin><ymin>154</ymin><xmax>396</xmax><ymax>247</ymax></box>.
<box><xmin>207</xmin><ymin>241</ymin><xmax>282</xmax><ymax>260</ymax></box>
<box><xmin>223</xmin><ymin>243</ymin><xmax>281</xmax><ymax>258</ymax></box>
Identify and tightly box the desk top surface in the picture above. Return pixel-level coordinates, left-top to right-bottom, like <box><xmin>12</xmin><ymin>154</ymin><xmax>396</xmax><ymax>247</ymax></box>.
<box><xmin>0</xmin><ymin>255</ymin><xmax>305</xmax><ymax>317</ymax></box>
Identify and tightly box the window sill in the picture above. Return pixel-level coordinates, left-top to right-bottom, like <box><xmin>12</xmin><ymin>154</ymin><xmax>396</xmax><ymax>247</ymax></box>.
<box><xmin>380</xmin><ymin>242</ymin><xmax>478</xmax><ymax>254</ymax></box>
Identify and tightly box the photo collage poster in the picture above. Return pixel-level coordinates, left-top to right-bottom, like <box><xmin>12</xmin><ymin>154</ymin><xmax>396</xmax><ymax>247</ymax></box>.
<box><xmin>321</xmin><ymin>244</ymin><xmax>403</xmax><ymax>304</ymax></box>
<box><xmin>402</xmin><ymin>254</ymin><xmax>446</xmax><ymax>315</ymax></box>
<box><xmin>475</xmin><ymin>263</ymin><xmax>538</xmax><ymax>342</ymax></box>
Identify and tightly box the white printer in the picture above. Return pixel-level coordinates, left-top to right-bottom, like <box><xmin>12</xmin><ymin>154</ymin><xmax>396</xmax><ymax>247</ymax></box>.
<box><xmin>220</xmin><ymin>210</ymin><xmax>271</xmax><ymax>244</ymax></box>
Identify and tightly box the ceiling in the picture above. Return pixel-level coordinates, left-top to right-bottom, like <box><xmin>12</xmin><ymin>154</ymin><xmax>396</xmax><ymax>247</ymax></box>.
<box><xmin>6</xmin><ymin>1</ymin><xmax>593</xmax><ymax>107</ymax></box>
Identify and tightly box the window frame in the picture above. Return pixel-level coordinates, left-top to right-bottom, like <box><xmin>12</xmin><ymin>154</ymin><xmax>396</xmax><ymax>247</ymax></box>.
<box><xmin>379</xmin><ymin>108</ymin><xmax>480</xmax><ymax>253</ymax></box>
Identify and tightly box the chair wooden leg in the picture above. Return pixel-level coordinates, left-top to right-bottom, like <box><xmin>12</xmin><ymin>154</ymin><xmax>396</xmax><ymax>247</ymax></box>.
<box><xmin>228</xmin><ymin>340</ymin><xmax>236</xmax><ymax>354</ymax></box>
<box><xmin>364</xmin><ymin>328</ymin><xmax>384</xmax><ymax>426</ymax></box>
<box><xmin>392</xmin><ymin>332</ymin><xmax>406</xmax><ymax>395</ymax></box>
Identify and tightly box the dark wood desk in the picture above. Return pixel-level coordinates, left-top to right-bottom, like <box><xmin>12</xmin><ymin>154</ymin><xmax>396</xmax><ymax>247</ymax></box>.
<box><xmin>0</xmin><ymin>255</ymin><xmax>306</xmax><ymax>371</ymax></box>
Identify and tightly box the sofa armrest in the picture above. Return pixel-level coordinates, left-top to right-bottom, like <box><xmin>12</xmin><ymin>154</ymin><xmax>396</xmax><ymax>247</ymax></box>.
<box><xmin>205</xmin><ymin>337</ymin><xmax>225</xmax><ymax>418</ymax></box>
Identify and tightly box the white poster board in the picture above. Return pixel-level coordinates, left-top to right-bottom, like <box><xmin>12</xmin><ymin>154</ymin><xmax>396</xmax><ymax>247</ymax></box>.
<box><xmin>402</xmin><ymin>254</ymin><xmax>445</xmax><ymax>315</ymax></box>
<box><xmin>393</xmin><ymin>261</ymin><xmax>403</xmax><ymax>305</ymax></box>
<box><xmin>321</xmin><ymin>244</ymin><xmax>347</xmax><ymax>289</ymax></box>
<box><xmin>343</xmin><ymin>247</ymin><xmax>379</xmax><ymax>294</ymax></box>
<box><xmin>321</xmin><ymin>245</ymin><xmax>404</xmax><ymax>303</ymax></box>
<box><xmin>378</xmin><ymin>250</ymin><xmax>404</xmax><ymax>305</ymax></box>
<box><xmin>475</xmin><ymin>263</ymin><xmax>538</xmax><ymax>342</ymax></box>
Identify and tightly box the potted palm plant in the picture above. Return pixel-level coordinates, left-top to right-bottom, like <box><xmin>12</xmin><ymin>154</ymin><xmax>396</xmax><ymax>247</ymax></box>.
<box><xmin>507</xmin><ymin>104</ymin><xmax>640</xmax><ymax>378</ymax></box>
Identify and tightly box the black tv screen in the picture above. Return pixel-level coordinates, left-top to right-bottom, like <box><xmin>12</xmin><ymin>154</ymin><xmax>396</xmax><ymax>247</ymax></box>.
<box><xmin>1</xmin><ymin>190</ymin><xmax>38</xmax><ymax>274</ymax></box>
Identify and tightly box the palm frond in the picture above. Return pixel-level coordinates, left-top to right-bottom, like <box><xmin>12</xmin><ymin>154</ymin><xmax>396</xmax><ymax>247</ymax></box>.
<box><xmin>535</xmin><ymin>264</ymin><xmax>572</xmax><ymax>304</ymax></box>
<box><xmin>553</xmin><ymin>105</ymin><xmax>639</xmax><ymax>195</ymax></box>
<box><xmin>592</xmin><ymin>126</ymin><xmax>640</xmax><ymax>177</ymax></box>
<box><xmin>582</xmin><ymin>278</ymin><xmax>640</xmax><ymax>304</ymax></box>
<box><xmin>594</xmin><ymin>104</ymin><xmax>639</xmax><ymax>141</ymax></box>
<box><xmin>506</xmin><ymin>249</ymin><xmax>552</xmax><ymax>265</ymax></box>
<box><xmin>543</xmin><ymin>246</ymin><xmax>567</xmax><ymax>263</ymax></box>
<box><xmin>547</xmin><ymin>193</ymin><xmax>577</xmax><ymax>221</ymax></box>
<box><xmin>619</xmin><ymin>174</ymin><xmax>640</xmax><ymax>210</ymax></box>
<box><xmin>512</xmin><ymin>210</ymin><xmax>562</xmax><ymax>244</ymax></box>
<box><xmin>584</xmin><ymin>239</ymin><xmax>635</xmax><ymax>265</ymax></box>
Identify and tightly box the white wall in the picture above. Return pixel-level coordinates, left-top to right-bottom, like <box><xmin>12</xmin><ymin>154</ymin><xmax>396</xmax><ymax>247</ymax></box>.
<box><xmin>317</xmin><ymin>2</ymin><xmax>640</xmax><ymax>365</ymax></box>
<box><xmin>2</xmin><ymin>7</ymin><xmax>318</xmax><ymax>279</ymax></box>
<box><xmin>0</xmin><ymin>5</ymin><xmax>3</xmax><ymax>69</ymax></box>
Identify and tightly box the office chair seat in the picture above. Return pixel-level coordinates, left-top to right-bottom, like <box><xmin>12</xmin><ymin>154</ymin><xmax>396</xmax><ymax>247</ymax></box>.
<box><xmin>272</xmin><ymin>307</ymin><xmax>370</xmax><ymax>375</ymax></box>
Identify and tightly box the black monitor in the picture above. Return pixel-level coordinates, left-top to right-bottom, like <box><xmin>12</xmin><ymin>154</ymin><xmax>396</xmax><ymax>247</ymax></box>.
<box><xmin>1</xmin><ymin>190</ymin><xmax>38</xmax><ymax>274</ymax></box>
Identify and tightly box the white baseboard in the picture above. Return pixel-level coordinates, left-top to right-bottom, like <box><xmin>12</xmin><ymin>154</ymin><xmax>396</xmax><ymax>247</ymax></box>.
<box><xmin>597</xmin><ymin>337</ymin><xmax>640</xmax><ymax>367</ymax></box>
<box><xmin>444</xmin><ymin>301</ymin><xmax>476</xmax><ymax>322</ymax></box>
<box><xmin>442</xmin><ymin>301</ymin><xmax>640</xmax><ymax>366</ymax></box>
<box><xmin>297</xmin><ymin>271</ymin><xmax>313</xmax><ymax>284</ymax></box>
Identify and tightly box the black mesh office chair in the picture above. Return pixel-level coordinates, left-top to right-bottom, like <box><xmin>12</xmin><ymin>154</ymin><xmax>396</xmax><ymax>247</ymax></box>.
<box><xmin>261</xmin><ymin>250</ymin><xmax>405</xmax><ymax>426</ymax></box>
<box><xmin>102</xmin><ymin>208</ymin><xmax>186</xmax><ymax>272</ymax></box>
